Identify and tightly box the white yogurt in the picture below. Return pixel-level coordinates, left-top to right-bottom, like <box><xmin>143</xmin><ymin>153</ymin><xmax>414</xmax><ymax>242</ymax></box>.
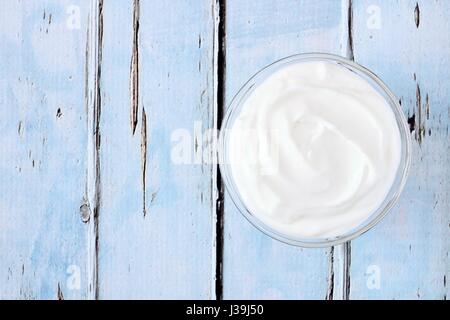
<box><xmin>228</xmin><ymin>61</ymin><xmax>401</xmax><ymax>238</ymax></box>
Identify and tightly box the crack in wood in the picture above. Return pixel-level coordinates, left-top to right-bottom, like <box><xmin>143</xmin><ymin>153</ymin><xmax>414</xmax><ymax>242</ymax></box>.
<box><xmin>141</xmin><ymin>107</ymin><xmax>147</xmax><ymax>217</ymax></box>
<box><xmin>347</xmin><ymin>0</ymin><xmax>354</xmax><ymax>61</ymax></box>
<box><xmin>130</xmin><ymin>0</ymin><xmax>140</xmax><ymax>135</ymax></box>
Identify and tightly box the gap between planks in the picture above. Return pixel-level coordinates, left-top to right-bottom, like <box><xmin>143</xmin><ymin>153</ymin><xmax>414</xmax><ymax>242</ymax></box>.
<box><xmin>85</xmin><ymin>0</ymin><xmax>103</xmax><ymax>300</ymax></box>
<box><xmin>327</xmin><ymin>0</ymin><xmax>354</xmax><ymax>300</ymax></box>
<box><xmin>83</xmin><ymin>0</ymin><xmax>355</xmax><ymax>300</ymax></box>
<box><xmin>214</xmin><ymin>0</ymin><xmax>354</xmax><ymax>300</ymax></box>
<box><xmin>214</xmin><ymin>0</ymin><xmax>226</xmax><ymax>301</ymax></box>
<box><xmin>86</xmin><ymin>0</ymin><xmax>223</xmax><ymax>300</ymax></box>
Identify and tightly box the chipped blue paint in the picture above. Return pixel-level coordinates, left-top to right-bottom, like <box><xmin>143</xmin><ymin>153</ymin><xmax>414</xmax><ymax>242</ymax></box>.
<box><xmin>0</xmin><ymin>0</ymin><xmax>448</xmax><ymax>300</ymax></box>
<box><xmin>0</xmin><ymin>0</ymin><xmax>91</xmax><ymax>299</ymax></box>
<box><xmin>222</xmin><ymin>0</ymin><xmax>348</xmax><ymax>299</ymax></box>
<box><xmin>96</xmin><ymin>0</ymin><xmax>217</xmax><ymax>299</ymax></box>
<box><xmin>348</xmin><ymin>0</ymin><xmax>449</xmax><ymax>299</ymax></box>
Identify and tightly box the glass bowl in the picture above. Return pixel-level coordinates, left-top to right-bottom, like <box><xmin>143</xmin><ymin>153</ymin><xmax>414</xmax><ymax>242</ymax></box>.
<box><xmin>218</xmin><ymin>53</ymin><xmax>412</xmax><ymax>248</ymax></box>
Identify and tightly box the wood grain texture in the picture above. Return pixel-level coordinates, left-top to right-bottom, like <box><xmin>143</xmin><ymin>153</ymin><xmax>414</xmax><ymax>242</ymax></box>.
<box><xmin>222</xmin><ymin>0</ymin><xmax>350</xmax><ymax>299</ymax></box>
<box><xmin>0</xmin><ymin>0</ymin><xmax>91</xmax><ymax>299</ymax></box>
<box><xmin>96</xmin><ymin>0</ymin><xmax>217</xmax><ymax>298</ymax></box>
<box><xmin>348</xmin><ymin>0</ymin><xmax>450</xmax><ymax>299</ymax></box>
<box><xmin>1</xmin><ymin>0</ymin><xmax>448</xmax><ymax>300</ymax></box>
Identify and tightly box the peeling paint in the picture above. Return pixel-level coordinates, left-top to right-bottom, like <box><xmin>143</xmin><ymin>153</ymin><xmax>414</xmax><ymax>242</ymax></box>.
<box><xmin>408</xmin><ymin>113</ymin><xmax>416</xmax><ymax>133</ymax></box>
<box><xmin>57</xmin><ymin>283</ymin><xmax>64</xmax><ymax>300</ymax></box>
<box><xmin>18</xmin><ymin>121</ymin><xmax>23</xmax><ymax>136</ymax></box>
<box><xmin>150</xmin><ymin>191</ymin><xmax>157</xmax><ymax>204</ymax></box>
<box><xmin>80</xmin><ymin>200</ymin><xmax>91</xmax><ymax>223</ymax></box>
<box><xmin>444</xmin><ymin>276</ymin><xmax>447</xmax><ymax>299</ymax></box>
<box><xmin>326</xmin><ymin>247</ymin><xmax>335</xmax><ymax>300</ymax></box>
<box><xmin>130</xmin><ymin>0</ymin><xmax>140</xmax><ymax>135</ymax></box>
<box><xmin>414</xmin><ymin>3</ymin><xmax>420</xmax><ymax>28</ymax></box>
<box><xmin>415</xmin><ymin>83</ymin><xmax>426</xmax><ymax>144</ymax></box>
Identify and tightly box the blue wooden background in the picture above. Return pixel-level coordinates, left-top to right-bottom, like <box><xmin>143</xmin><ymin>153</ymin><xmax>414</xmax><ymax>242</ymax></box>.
<box><xmin>0</xmin><ymin>0</ymin><xmax>448</xmax><ymax>299</ymax></box>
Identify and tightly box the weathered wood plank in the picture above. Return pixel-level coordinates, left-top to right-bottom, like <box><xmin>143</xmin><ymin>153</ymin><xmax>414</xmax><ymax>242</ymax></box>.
<box><xmin>0</xmin><ymin>0</ymin><xmax>91</xmax><ymax>299</ymax></box>
<box><xmin>348</xmin><ymin>0</ymin><xmax>450</xmax><ymax>299</ymax></box>
<box><xmin>222</xmin><ymin>0</ymin><xmax>349</xmax><ymax>299</ymax></box>
<box><xmin>97</xmin><ymin>0</ymin><xmax>216</xmax><ymax>298</ymax></box>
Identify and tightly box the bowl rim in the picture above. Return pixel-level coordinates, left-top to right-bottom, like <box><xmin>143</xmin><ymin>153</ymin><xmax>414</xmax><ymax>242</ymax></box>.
<box><xmin>218</xmin><ymin>52</ymin><xmax>412</xmax><ymax>248</ymax></box>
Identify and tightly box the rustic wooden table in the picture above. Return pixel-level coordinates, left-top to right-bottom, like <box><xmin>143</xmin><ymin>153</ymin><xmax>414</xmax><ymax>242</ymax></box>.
<box><xmin>0</xmin><ymin>0</ymin><xmax>448</xmax><ymax>299</ymax></box>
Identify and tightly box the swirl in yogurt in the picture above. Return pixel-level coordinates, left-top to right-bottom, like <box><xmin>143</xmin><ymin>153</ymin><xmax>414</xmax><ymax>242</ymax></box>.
<box><xmin>228</xmin><ymin>61</ymin><xmax>401</xmax><ymax>238</ymax></box>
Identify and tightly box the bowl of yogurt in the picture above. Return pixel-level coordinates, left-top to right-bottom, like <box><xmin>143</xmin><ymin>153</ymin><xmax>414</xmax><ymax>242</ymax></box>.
<box><xmin>218</xmin><ymin>53</ymin><xmax>411</xmax><ymax>247</ymax></box>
